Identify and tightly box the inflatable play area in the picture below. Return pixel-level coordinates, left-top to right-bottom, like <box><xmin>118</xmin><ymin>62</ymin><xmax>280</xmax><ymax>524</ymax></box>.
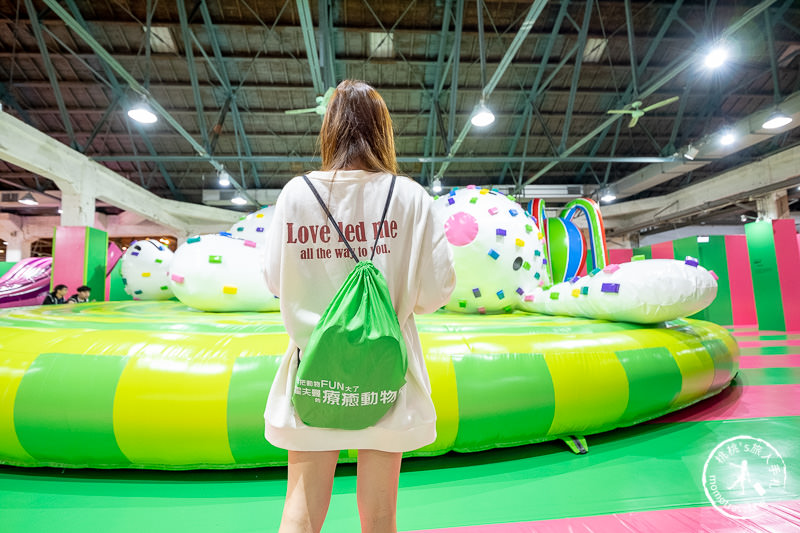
<box><xmin>0</xmin><ymin>187</ymin><xmax>739</xmax><ymax>469</ymax></box>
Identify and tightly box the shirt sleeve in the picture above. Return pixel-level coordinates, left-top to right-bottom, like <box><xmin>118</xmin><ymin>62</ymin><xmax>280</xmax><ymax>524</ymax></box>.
<box><xmin>264</xmin><ymin>188</ymin><xmax>287</xmax><ymax>297</ymax></box>
<box><xmin>413</xmin><ymin>196</ymin><xmax>456</xmax><ymax>315</ymax></box>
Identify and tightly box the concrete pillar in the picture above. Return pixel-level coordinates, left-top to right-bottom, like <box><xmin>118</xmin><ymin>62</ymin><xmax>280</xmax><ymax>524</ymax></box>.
<box><xmin>755</xmin><ymin>190</ymin><xmax>789</xmax><ymax>220</ymax></box>
<box><xmin>0</xmin><ymin>214</ymin><xmax>34</xmax><ymax>262</ymax></box>
<box><xmin>4</xmin><ymin>233</ymin><xmax>32</xmax><ymax>262</ymax></box>
<box><xmin>60</xmin><ymin>182</ymin><xmax>96</xmax><ymax>227</ymax></box>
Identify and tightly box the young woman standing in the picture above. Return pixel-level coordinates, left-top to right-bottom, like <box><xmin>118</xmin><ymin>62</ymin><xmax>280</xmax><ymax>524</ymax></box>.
<box><xmin>264</xmin><ymin>80</ymin><xmax>456</xmax><ymax>533</ymax></box>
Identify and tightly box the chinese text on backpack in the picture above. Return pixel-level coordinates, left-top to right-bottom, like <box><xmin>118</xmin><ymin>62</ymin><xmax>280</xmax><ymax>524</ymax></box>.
<box><xmin>292</xmin><ymin>175</ymin><xmax>407</xmax><ymax>430</ymax></box>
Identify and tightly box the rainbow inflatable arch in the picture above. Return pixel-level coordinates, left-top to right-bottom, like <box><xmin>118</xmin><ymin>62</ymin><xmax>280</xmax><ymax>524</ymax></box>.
<box><xmin>0</xmin><ymin>301</ymin><xmax>738</xmax><ymax>469</ymax></box>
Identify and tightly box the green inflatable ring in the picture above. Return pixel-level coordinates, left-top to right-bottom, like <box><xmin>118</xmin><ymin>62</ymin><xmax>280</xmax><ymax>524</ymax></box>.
<box><xmin>0</xmin><ymin>301</ymin><xmax>738</xmax><ymax>469</ymax></box>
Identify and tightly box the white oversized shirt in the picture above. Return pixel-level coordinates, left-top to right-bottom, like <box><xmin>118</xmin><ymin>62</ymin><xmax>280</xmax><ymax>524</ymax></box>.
<box><xmin>263</xmin><ymin>170</ymin><xmax>456</xmax><ymax>452</ymax></box>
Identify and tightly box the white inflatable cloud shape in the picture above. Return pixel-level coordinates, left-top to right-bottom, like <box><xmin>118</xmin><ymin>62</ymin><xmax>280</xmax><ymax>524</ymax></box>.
<box><xmin>168</xmin><ymin>233</ymin><xmax>279</xmax><ymax>312</ymax></box>
<box><xmin>520</xmin><ymin>259</ymin><xmax>718</xmax><ymax>324</ymax></box>
<box><xmin>120</xmin><ymin>239</ymin><xmax>175</xmax><ymax>300</ymax></box>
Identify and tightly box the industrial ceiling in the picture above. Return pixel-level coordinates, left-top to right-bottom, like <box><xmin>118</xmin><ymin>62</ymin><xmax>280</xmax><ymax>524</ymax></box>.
<box><xmin>0</xmin><ymin>0</ymin><xmax>799</xmax><ymax>240</ymax></box>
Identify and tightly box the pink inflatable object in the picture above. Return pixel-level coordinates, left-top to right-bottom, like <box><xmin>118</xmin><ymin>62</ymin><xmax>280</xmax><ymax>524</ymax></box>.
<box><xmin>0</xmin><ymin>257</ymin><xmax>52</xmax><ymax>308</ymax></box>
<box><xmin>0</xmin><ymin>242</ymin><xmax>125</xmax><ymax>308</ymax></box>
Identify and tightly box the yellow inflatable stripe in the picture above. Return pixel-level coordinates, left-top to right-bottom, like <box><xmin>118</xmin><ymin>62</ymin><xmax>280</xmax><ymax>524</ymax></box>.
<box><xmin>545</xmin><ymin>350</ymin><xmax>629</xmax><ymax>437</ymax></box>
<box><xmin>0</xmin><ymin>333</ymin><xmax>38</xmax><ymax>463</ymax></box>
<box><xmin>660</xmin><ymin>330</ymin><xmax>715</xmax><ymax>407</ymax></box>
<box><xmin>114</xmin><ymin>343</ymin><xmax>237</xmax><ymax>466</ymax></box>
<box><xmin>418</xmin><ymin>351</ymin><xmax>459</xmax><ymax>453</ymax></box>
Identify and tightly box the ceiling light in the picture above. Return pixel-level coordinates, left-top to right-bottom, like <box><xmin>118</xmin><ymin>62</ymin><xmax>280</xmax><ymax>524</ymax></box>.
<box><xmin>431</xmin><ymin>178</ymin><xmax>442</xmax><ymax>193</ymax></box>
<box><xmin>704</xmin><ymin>46</ymin><xmax>728</xmax><ymax>69</ymax></box>
<box><xmin>218</xmin><ymin>169</ymin><xmax>231</xmax><ymax>187</ymax></box>
<box><xmin>471</xmin><ymin>100</ymin><xmax>495</xmax><ymax>127</ymax></box>
<box><xmin>762</xmin><ymin>110</ymin><xmax>792</xmax><ymax>130</ymax></box>
<box><xmin>684</xmin><ymin>145</ymin><xmax>700</xmax><ymax>160</ymax></box>
<box><xmin>18</xmin><ymin>192</ymin><xmax>38</xmax><ymax>205</ymax></box>
<box><xmin>599</xmin><ymin>188</ymin><xmax>616</xmax><ymax>203</ymax></box>
<box><xmin>231</xmin><ymin>195</ymin><xmax>248</xmax><ymax>206</ymax></box>
<box><xmin>740</xmin><ymin>214</ymin><xmax>748</xmax><ymax>223</ymax></box>
<box><xmin>127</xmin><ymin>99</ymin><xmax>158</xmax><ymax>124</ymax></box>
<box><xmin>719</xmin><ymin>128</ymin><xmax>736</xmax><ymax>146</ymax></box>
<box><xmin>719</xmin><ymin>130</ymin><xmax>736</xmax><ymax>146</ymax></box>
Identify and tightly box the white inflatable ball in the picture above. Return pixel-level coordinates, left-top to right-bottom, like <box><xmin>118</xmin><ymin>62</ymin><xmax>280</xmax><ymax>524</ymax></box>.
<box><xmin>228</xmin><ymin>205</ymin><xmax>275</xmax><ymax>248</ymax></box>
<box><xmin>120</xmin><ymin>239</ymin><xmax>175</xmax><ymax>300</ymax></box>
<box><xmin>433</xmin><ymin>186</ymin><xmax>549</xmax><ymax>314</ymax></box>
<box><xmin>168</xmin><ymin>233</ymin><xmax>279</xmax><ymax>312</ymax></box>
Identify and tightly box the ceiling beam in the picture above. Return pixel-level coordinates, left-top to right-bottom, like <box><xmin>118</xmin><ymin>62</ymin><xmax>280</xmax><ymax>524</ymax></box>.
<box><xmin>447</xmin><ymin>0</ymin><xmax>465</xmax><ymax>149</ymax></box>
<box><xmin>318</xmin><ymin>0</ymin><xmax>338</xmax><ymax>89</ymax></box>
<box><xmin>38</xmin><ymin>130</ymin><xmax>711</xmax><ymax>146</ymax></box>
<box><xmin>559</xmin><ymin>0</ymin><xmax>593</xmax><ymax>153</ymax></box>
<box><xmin>176</xmin><ymin>0</ymin><xmax>210</xmax><ymax>153</ymax></box>
<box><xmin>602</xmin><ymin>143</ymin><xmax>800</xmax><ymax>235</ymax></box>
<box><xmin>7</xmin><ymin>80</ymin><xmax>781</xmax><ymax>102</ymax></box>
<box><xmin>295</xmin><ymin>0</ymin><xmax>325</xmax><ymax>94</ymax></box>
<box><xmin>4</xmin><ymin>11</ymin><xmax>798</xmax><ymax>39</ymax></box>
<box><xmin>1</xmin><ymin>51</ymin><xmax>787</xmax><ymax>79</ymax></box>
<box><xmin>0</xmin><ymin>110</ymin><xmax>240</xmax><ymax>231</ymax></box>
<box><xmin>421</xmin><ymin>0</ymin><xmax>453</xmax><ymax>183</ymax></box>
<box><xmin>13</xmin><ymin>107</ymin><xmax>756</xmax><ymax>125</ymax></box>
<box><xmin>90</xmin><ymin>155</ymin><xmax>676</xmax><ymax>164</ymax></box>
<box><xmin>23</xmin><ymin>0</ymin><xmax>78</xmax><ymax>151</ymax></box>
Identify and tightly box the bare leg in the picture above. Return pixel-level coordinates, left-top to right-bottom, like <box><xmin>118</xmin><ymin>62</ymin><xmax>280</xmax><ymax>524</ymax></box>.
<box><xmin>279</xmin><ymin>450</ymin><xmax>340</xmax><ymax>533</ymax></box>
<box><xmin>356</xmin><ymin>449</ymin><xmax>403</xmax><ymax>533</ymax></box>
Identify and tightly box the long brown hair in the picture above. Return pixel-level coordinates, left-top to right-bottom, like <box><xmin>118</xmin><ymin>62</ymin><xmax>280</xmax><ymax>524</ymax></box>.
<box><xmin>319</xmin><ymin>80</ymin><xmax>398</xmax><ymax>174</ymax></box>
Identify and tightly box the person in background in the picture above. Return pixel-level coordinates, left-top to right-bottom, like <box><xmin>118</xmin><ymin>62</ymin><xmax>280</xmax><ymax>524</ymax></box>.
<box><xmin>42</xmin><ymin>284</ymin><xmax>68</xmax><ymax>305</ymax></box>
<box><xmin>67</xmin><ymin>285</ymin><xmax>91</xmax><ymax>303</ymax></box>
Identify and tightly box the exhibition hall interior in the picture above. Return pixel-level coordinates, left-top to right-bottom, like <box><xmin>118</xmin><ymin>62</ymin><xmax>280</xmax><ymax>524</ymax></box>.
<box><xmin>0</xmin><ymin>0</ymin><xmax>799</xmax><ymax>531</ymax></box>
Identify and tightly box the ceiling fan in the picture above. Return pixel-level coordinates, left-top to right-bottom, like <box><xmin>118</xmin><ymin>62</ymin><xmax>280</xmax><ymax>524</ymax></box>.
<box><xmin>284</xmin><ymin>87</ymin><xmax>336</xmax><ymax>116</ymax></box>
<box><xmin>607</xmin><ymin>96</ymin><xmax>679</xmax><ymax>127</ymax></box>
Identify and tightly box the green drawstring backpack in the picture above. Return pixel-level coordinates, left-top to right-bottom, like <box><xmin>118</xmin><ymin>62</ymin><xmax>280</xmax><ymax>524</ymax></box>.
<box><xmin>291</xmin><ymin>175</ymin><xmax>407</xmax><ymax>430</ymax></box>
